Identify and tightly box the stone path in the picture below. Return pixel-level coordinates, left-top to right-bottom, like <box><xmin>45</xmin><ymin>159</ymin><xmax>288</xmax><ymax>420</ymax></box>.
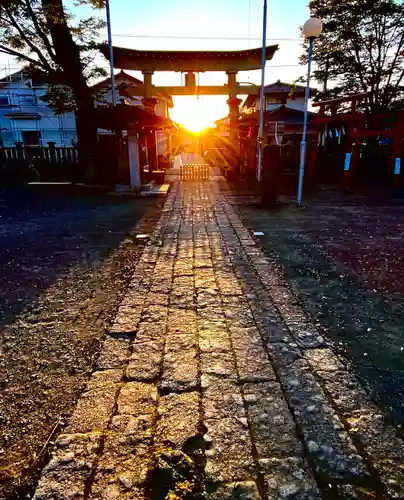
<box><xmin>34</xmin><ymin>178</ymin><xmax>404</xmax><ymax>499</ymax></box>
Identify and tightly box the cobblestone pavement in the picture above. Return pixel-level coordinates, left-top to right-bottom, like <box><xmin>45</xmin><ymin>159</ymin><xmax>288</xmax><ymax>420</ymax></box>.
<box><xmin>35</xmin><ymin>180</ymin><xmax>404</xmax><ymax>499</ymax></box>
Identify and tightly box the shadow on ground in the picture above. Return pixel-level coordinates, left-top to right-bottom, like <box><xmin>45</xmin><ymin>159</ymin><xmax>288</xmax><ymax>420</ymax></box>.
<box><xmin>0</xmin><ymin>185</ymin><xmax>163</xmax><ymax>499</ymax></box>
<box><xmin>225</xmin><ymin>183</ymin><xmax>404</xmax><ymax>429</ymax></box>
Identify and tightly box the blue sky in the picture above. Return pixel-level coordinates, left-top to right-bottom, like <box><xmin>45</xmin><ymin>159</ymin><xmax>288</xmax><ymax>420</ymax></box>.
<box><xmin>0</xmin><ymin>0</ymin><xmax>311</xmax><ymax>127</ymax></box>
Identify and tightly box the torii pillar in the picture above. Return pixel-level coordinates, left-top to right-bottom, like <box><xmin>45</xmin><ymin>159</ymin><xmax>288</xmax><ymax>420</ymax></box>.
<box><xmin>227</xmin><ymin>72</ymin><xmax>242</xmax><ymax>148</ymax></box>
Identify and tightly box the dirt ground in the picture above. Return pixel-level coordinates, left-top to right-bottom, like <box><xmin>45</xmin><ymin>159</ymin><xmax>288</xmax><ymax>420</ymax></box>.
<box><xmin>0</xmin><ymin>186</ymin><xmax>163</xmax><ymax>499</ymax></box>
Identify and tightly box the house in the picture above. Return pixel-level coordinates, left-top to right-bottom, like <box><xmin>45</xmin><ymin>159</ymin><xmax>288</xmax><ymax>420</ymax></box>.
<box><xmin>0</xmin><ymin>69</ymin><xmax>77</xmax><ymax>147</ymax></box>
<box><xmin>241</xmin><ymin>80</ymin><xmax>311</xmax><ymax>114</ymax></box>
<box><xmin>239</xmin><ymin>80</ymin><xmax>317</xmax><ymax>145</ymax></box>
<box><xmin>0</xmin><ymin>68</ymin><xmax>173</xmax><ymax>156</ymax></box>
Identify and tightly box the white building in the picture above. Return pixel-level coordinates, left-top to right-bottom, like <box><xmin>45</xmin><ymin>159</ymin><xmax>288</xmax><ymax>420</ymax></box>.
<box><xmin>0</xmin><ymin>69</ymin><xmax>77</xmax><ymax>147</ymax></box>
<box><xmin>0</xmin><ymin>68</ymin><xmax>173</xmax><ymax>153</ymax></box>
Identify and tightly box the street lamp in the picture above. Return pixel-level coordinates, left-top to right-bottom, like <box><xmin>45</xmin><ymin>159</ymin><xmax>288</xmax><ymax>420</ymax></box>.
<box><xmin>297</xmin><ymin>16</ymin><xmax>323</xmax><ymax>206</ymax></box>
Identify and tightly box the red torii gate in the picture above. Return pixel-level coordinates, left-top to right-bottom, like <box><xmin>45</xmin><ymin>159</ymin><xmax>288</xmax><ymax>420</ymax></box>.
<box><xmin>308</xmin><ymin>92</ymin><xmax>404</xmax><ymax>185</ymax></box>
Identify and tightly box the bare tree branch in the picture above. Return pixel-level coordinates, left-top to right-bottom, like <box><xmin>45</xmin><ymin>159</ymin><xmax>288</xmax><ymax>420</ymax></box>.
<box><xmin>0</xmin><ymin>43</ymin><xmax>42</xmax><ymax>67</ymax></box>
<box><xmin>24</xmin><ymin>0</ymin><xmax>57</xmax><ymax>63</ymax></box>
<box><xmin>3</xmin><ymin>5</ymin><xmax>52</xmax><ymax>70</ymax></box>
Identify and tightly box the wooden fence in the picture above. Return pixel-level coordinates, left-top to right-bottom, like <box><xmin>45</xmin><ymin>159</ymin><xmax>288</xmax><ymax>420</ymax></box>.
<box><xmin>0</xmin><ymin>144</ymin><xmax>79</xmax><ymax>184</ymax></box>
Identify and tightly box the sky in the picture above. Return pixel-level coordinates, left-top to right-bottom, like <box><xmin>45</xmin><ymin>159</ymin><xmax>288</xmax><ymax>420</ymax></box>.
<box><xmin>0</xmin><ymin>0</ymin><xmax>312</xmax><ymax>131</ymax></box>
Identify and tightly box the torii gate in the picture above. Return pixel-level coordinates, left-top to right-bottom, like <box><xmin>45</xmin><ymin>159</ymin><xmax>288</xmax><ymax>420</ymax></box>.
<box><xmin>100</xmin><ymin>44</ymin><xmax>278</xmax><ymax>144</ymax></box>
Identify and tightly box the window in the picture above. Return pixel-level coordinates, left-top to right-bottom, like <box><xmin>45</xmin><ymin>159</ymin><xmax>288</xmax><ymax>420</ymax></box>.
<box><xmin>22</xmin><ymin>130</ymin><xmax>41</xmax><ymax>146</ymax></box>
<box><xmin>0</xmin><ymin>130</ymin><xmax>14</xmax><ymax>144</ymax></box>
<box><xmin>63</xmin><ymin>129</ymin><xmax>77</xmax><ymax>146</ymax></box>
<box><xmin>42</xmin><ymin>129</ymin><xmax>61</xmax><ymax>144</ymax></box>
<box><xmin>19</xmin><ymin>94</ymin><xmax>37</xmax><ymax>106</ymax></box>
<box><xmin>0</xmin><ymin>95</ymin><xmax>9</xmax><ymax>107</ymax></box>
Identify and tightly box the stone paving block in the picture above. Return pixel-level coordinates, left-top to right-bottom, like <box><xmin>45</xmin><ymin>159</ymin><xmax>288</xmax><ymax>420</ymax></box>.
<box><xmin>201</xmin><ymin>350</ymin><xmax>237</xmax><ymax>380</ymax></box>
<box><xmin>224</xmin><ymin>307</ymin><xmax>256</xmax><ymax>329</ymax></box>
<box><xmin>67</xmin><ymin>369</ymin><xmax>122</xmax><ymax>434</ymax></box>
<box><xmin>304</xmin><ymin>348</ymin><xmax>345</xmax><ymax>372</ymax></box>
<box><xmin>197</xmin><ymin>289</ymin><xmax>221</xmax><ymax>309</ymax></box>
<box><xmin>205</xmin><ymin>417</ymin><xmax>255</xmax><ymax>483</ymax></box>
<box><xmin>259</xmin><ymin>456</ymin><xmax>322</xmax><ymax>499</ymax></box>
<box><xmin>144</xmin><ymin>292</ymin><xmax>169</xmax><ymax>307</ymax></box>
<box><xmin>121</xmin><ymin>291</ymin><xmax>148</xmax><ymax>308</ymax></box>
<box><xmin>142</xmin><ymin>304</ymin><xmax>168</xmax><ymax>323</ymax></box>
<box><xmin>109</xmin><ymin>308</ymin><xmax>142</xmax><ymax>335</ymax></box>
<box><xmin>253</xmin><ymin>313</ymin><xmax>290</xmax><ymax>343</ymax></box>
<box><xmin>149</xmin><ymin>278</ymin><xmax>172</xmax><ymax>294</ymax></box>
<box><xmin>288</xmin><ymin>323</ymin><xmax>327</xmax><ymax>349</ymax></box>
<box><xmin>97</xmin><ymin>335</ymin><xmax>131</xmax><ymax>370</ymax></box>
<box><xmin>161</xmin><ymin>334</ymin><xmax>199</xmax><ymax>392</ymax></box>
<box><xmin>198</xmin><ymin>318</ymin><xmax>227</xmax><ymax>334</ymax></box>
<box><xmin>279</xmin><ymin>359</ymin><xmax>369</xmax><ymax>480</ymax></box>
<box><xmin>167</xmin><ymin>308</ymin><xmax>197</xmax><ymax>335</ymax></box>
<box><xmin>116</xmin><ymin>382</ymin><xmax>157</xmax><ymax>416</ymax></box>
<box><xmin>91</xmin><ymin>415</ymin><xmax>151</xmax><ymax>498</ymax></box>
<box><xmin>199</xmin><ymin>330</ymin><xmax>232</xmax><ymax>354</ymax></box>
<box><xmin>316</xmin><ymin>370</ymin><xmax>378</xmax><ymax>416</ymax></box>
<box><xmin>345</xmin><ymin>412</ymin><xmax>404</xmax><ymax>498</ymax></box>
<box><xmin>198</xmin><ymin>307</ymin><xmax>226</xmax><ymax>322</ymax></box>
<box><xmin>231</xmin><ymin>331</ymin><xmax>276</xmax><ymax>383</ymax></box>
<box><xmin>126</xmin><ymin>340</ymin><xmax>164</xmax><ymax>381</ymax></box>
<box><xmin>173</xmin><ymin>262</ymin><xmax>194</xmax><ymax>277</ymax></box>
<box><xmin>205</xmin><ymin>481</ymin><xmax>261</xmax><ymax>500</ymax></box>
<box><xmin>266</xmin><ymin>341</ymin><xmax>302</xmax><ymax>367</ymax></box>
<box><xmin>195</xmin><ymin>273</ymin><xmax>217</xmax><ymax>290</ymax></box>
<box><xmin>34</xmin><ymin>432</ymin><xmax>102</xmax><ymax>499</ymax></box>
<box><xmin>155</xmin><ymin>391</ymin><xmax>200</xmax><ymax>449</ymax></box>
<box><xmin>243</xmin><ymin>382</ymin><xmax>303</xmax><ymax>458</ymax></box>
<box><xmin>203</xmin><ymin>379</ymin><xmax>245</xmax><ymax>420</ymax></box>
<box><xmin>135</xmin><ymin>321</ymin><xmax>166</xmax><ymax>343</ymax></box>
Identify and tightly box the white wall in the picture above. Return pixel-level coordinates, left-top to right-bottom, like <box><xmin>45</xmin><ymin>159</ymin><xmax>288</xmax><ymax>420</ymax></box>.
<box><xmin>0</xmin><ymin>80</ymin><xmax>77</xmax><ymax>147</ymax></box>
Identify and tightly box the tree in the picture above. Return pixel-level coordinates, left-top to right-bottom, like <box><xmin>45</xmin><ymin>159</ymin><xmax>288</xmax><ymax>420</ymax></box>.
<box><xmin>0</xmin><ymin>0</ymin><xmax>107</xmax><ymax>176</ymax></box>
<box><xmin>303</xmin><ymin>0</ymin><xmax>404</xmax><ymax>111</ymax></box>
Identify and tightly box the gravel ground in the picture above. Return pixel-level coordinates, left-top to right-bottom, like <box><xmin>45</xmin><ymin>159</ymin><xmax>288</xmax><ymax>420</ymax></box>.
<box><xmin>0</xmin><ymin>186</ymin><xmax>163</xmax><ymax>499</ymax></box>
<box><xmin>224</xmin><ymin>185</ymin><xmax>404</xmax><ymax>428</ymax></box>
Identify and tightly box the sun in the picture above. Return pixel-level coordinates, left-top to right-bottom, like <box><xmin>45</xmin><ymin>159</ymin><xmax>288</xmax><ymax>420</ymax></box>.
<box><xmin>170</xmin><ymin>96</ymin><xmax>228</xmax><ymax>134</ymax></box>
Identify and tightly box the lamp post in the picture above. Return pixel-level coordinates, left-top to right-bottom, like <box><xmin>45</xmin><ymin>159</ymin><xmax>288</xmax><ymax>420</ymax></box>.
<box><xmin>257</xmin><ymin>0</ymin><xmax>268</xmax><ymax>182</ymax></box>
<box><xmin>297</xmin><ymin>16</ymin><xmax>323</xmax><ymax>206</ymax></box>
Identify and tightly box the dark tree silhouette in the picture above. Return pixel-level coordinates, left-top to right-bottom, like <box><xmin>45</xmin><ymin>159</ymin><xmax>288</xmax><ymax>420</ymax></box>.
<box><xmin>0</xmin><ymin>0</ymin><xmax>108</xmax><ymax>175</ymax></box>
<box><xmin>302</xmin><ymin>0</ymin><xmax>404</xmax><ymax>111</ymax></box>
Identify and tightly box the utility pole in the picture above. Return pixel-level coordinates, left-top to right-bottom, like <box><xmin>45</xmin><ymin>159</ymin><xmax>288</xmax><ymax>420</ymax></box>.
<box><xmin>257</xmin><ymin>0</ymin><xmax>268</xmax><ymax>182</ymax></box>
<box><xmin>106</xmin><ymin>0</ymin><xmax>117</xmax><ymax>106</ymax></box>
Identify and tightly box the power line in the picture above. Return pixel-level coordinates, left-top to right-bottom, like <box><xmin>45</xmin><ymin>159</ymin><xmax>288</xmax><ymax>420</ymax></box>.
<box><xmin>110</xmin><ymin>33</ymin><xmax>301</xmax><ymax>42</ymax></box>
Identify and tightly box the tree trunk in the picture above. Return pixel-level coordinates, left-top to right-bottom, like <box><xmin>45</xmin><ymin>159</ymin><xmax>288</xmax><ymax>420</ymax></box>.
<box><xmin>41</xmin><ymin>0</ymin><xmax>98</xmax><ymax>181</ymax></box>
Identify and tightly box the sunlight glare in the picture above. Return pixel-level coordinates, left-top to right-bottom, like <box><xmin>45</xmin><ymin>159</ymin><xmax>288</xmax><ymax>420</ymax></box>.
<box><xmin>170</xmin><ymin>96</ymin><xmax>228</xmax><ymax>133</ymax></box>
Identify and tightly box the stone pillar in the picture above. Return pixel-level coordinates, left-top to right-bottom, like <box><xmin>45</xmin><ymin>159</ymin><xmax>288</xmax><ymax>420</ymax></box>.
<box><xmin>142</xmin><ymin>72</ymin><xmax>159</xmax><ymax>171</ymax></box>
<box><xmin>128</xmin><ymin>134</ymin><xmax>141</xmax><ymax>190</ymax></box>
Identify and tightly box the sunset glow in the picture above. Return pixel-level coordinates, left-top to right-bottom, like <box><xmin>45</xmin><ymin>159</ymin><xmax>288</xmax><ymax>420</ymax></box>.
<box><xmin>170</xmin><ymin>96</ymin><xmax>229</xmax><ymax>133</ymax></box>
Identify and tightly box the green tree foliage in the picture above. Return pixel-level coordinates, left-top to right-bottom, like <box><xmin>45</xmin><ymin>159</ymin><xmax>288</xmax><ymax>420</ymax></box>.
<box><xmin>0</xmin><ymin>0</ymin><xmax>107</xmax><ymax>111</ymax></box>
<box><xmin>0</xmin><ymin>0</ymin><xmax>108</xmax><ymax>173</ymax></box>
<box><xmin>304</xmin><ymin>0</ymin><xmax>404</xmax><ymax>110</ymax></box>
